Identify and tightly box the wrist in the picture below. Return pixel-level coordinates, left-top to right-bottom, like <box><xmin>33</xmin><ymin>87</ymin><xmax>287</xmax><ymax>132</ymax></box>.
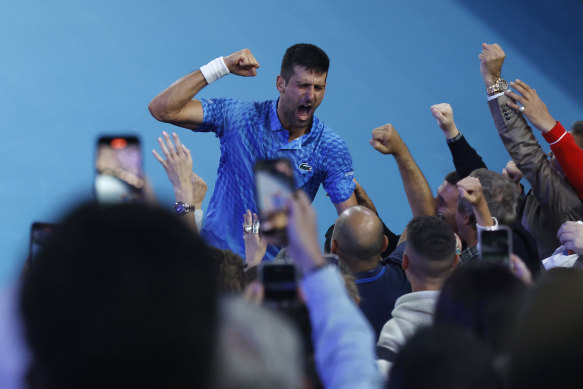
<box><xmin>200</xmin><ymin>57</ymin><xmax>230</xmax><ymax>84</ymax></box>
<box><xmin>482</xmin><ymin>73</ymin><xmax>499</xmax><ymax>88</ymax></box>
<box><xmin>174</xmin><ymin>188</ymin><xmax>194</xmax><ymax>203</ymax></box>
<box><xmin>443</xmin><ymin>126</ymin><xmax>460</xmax><ymax>140</ymax></box>
<box><xmin>473</xmin><ymin>201</ymin><xmax>494</xmax><ymax>227</ymax></box>
<box><xmin>537</xmin><ymin>118</ymin><xmax>557</xmax><ymax>134</ymax></box>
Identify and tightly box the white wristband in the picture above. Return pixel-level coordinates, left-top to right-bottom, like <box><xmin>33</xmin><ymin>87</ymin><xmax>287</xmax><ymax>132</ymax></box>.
<box><xmin>200</xmin><ymin>57</ymin><xmax>230</xmax><ymax>84</ymax></box>
<box><xmin>194</xmin><ymin>209</ymin><xmax>203</xmax><ymax>232</ymax></box>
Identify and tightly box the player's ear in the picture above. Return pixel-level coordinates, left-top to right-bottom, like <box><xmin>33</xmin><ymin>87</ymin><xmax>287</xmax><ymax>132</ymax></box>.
<box><xmin>276</xmin><ymin>75</ymin><xmax>286</xmax><ymax>94</ymax></box>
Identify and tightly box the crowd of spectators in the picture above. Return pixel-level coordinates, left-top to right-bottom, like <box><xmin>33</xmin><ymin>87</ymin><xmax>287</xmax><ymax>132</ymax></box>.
<box><xmin>1</xmin><ymin>42</ymin><xmax>583</xmax><ymax>389</ymax></box>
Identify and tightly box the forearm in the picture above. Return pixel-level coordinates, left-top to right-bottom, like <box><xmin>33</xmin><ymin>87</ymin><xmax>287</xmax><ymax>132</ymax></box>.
<box><xmin>487</xmin><ymin>95</ymin><xmax>548</xmax><ymax>186</ymax></box>
<box><xmin>148</xmin><ymin>70</ymin><xmax>207</xmax><ymax>126</ymax></box>
<box><xmin>393</xmin><ymin>147</ymin><xmax>435</xmax><ymax>217</ymax></box>
<box><xmin>472</xmin><ymin>200</ymin><xmax>494</xmax><ymax>227</ymax></box>
<box><xmin>447</xmin><ymin>134</ymin><xmax>488</xmax><ymax>179</ymax></box>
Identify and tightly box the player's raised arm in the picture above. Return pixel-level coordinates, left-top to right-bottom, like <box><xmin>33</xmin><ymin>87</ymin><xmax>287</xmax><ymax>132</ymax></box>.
<box><xmin>148</xmin><ymin>49</ymin><xmax>260</xmax><ymax>130</ymax></box>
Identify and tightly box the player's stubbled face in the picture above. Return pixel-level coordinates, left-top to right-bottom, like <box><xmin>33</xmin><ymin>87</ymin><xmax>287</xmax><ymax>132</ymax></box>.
<box><xmin>277</xmin><ymin>65</ymin><xmax>327</xmax><ymax>131</ymax></box>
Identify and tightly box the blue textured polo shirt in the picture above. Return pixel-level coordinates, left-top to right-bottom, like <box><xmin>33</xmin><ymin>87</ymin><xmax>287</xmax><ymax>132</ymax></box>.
<box><xmin>195</xmin><ymin>98</ymin><xmax>356</xmax><ymax>260</ymax></box>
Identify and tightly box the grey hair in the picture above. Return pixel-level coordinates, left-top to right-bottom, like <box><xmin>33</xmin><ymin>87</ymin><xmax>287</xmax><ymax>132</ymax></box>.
<box><xmin>470</xmin><ymin>168</ymin><xmax>521</xmax><ymax>226</ymax></box>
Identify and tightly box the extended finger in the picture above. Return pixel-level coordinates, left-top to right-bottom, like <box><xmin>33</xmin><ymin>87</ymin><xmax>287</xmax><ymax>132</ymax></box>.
<box><xmin>152</xmin><ymin>149</ymin><xmax>167</xmax><ymax>167</ymax></box>
<box><xmin>512</xmin><ymin>79</ymin><xmax>533</xmax><ymax>95</ymax></box>
<box><xmin>172</xmin><ymin>132</ymin><xmax>183</xmax><ymax>156</ymax></box>
<box><xmin>505</xmin><ymin>100</ymin><xmax>524</xmax><ymax>113</ymax></box>
<box><xmin>504</xmin><ymin>90</ymin><xmax>525</xmax><ymax>104</ymax></box>
<box><xmin>244</xmin><ymin>209</ymin><xmax>252</xmax><ymax>225</ymax></box>
<box><xmin>157</xmin><ymin>136</ymin><xmax>171</xmax><ymax>159</ymax></box>
<box><xmin>162</xmin><ymin>131</ymin><xmax>177</xmax><ymax>155</ymax></box>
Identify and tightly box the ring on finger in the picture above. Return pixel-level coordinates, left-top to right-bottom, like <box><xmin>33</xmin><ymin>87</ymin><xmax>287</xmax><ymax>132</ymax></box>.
<box><xmin>519</xmin><ymin>106</ymin><xmax>525</xmax><ymax>112</ymax></box>
<box><xmin>252</xmin><ymin>219</ymin><xmax>260</xmax><ymax>234</ymax></box>
<box><xmin>243</xmin><ymin>224</ymin><xmax>252</xmax><ymax>233</ymax></box>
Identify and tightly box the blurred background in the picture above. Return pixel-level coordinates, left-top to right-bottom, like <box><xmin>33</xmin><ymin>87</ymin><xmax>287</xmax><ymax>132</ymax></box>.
<box><xmin>1</xmin><ymin>0</ymin><xmax>581</xmax><ymax>289</ymax></box>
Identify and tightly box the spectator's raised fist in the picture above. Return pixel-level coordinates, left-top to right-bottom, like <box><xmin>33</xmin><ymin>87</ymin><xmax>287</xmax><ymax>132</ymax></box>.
<box><xmin>457</xmin><ymin>176</ymin><xmax>484</xmax><ymax>207</ymax></box>
<box><xmin>430</xmin><ymin>103</ymin><xmax>459</xmax><ymax>139</ymax></box>
<box><xmin>479</xmin><ymin>43</ymin><xmax>506</xmax><ymax>87</ymax></box>
<box><xmin>224</xmin><ymin>48</ymin><xmax>260</xmax><ymax>77</ymax></box>
<box><xmin>369</xmin><ymin>123</ymin><xmax>405</xmax><ymax>156</ymax></box>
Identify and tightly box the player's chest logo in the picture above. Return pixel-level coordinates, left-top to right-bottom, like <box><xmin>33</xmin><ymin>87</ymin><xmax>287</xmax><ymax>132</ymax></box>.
<box><xmin>299</xmin><ymin>163</ymin><xmax>313</xmax><ymax>172</ymax></box>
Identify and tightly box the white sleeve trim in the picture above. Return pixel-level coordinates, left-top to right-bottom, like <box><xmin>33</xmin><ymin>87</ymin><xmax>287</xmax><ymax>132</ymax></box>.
<box><xmin>548</xmin><ymin>131</ymin><xmax>567</xmax><ymax>146</ymax></box>
<box><xmin>487</xmin><ymin>92</ymin><xmax>505</xmax><ymax>101</ymax></box>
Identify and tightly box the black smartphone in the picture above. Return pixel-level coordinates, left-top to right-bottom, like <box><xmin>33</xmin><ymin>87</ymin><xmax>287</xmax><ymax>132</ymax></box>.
<box><xmin>479</xmin><ymin>226</ymin><xmax>512</xmax><ymax>266</ymax></box>
<box><xmin>254</xmin><ymin>159</ymin><xmax>295</xmax><ymax>244</ymax></box>
<box><xmin>259</xmin><ymin>262</ymin><xmax>299</xmax><ymax>303</ymax></box>
<box><xmin>29</xmin><ymin>222</ymin><xmax>57</xmax><ymax>263</ymax></box>
<box><xmin>95</xmin><ymin>135</ymin><xmax>145</xmax><ymax>204</ymax></box>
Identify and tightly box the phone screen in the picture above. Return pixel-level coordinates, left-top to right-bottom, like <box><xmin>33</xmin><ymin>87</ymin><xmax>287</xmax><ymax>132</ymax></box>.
<box><xmin>254</xmin><ymin>159</ymin><xmax>295</xmax><ymax>243</ymax></box>
<box><xmin>479</xmin><ymin>229</ymin><xmax>511</xmax><ymax>265</ymax></box>
<box><xmin>95</xmin><ymin>136</ymin><xmax>144</xmax><ymax>203</ymax></box>
<box><xmin>260</xmin><ymin>263</ymin><xmax>298</xmax><ymax>302</ymax></box>
<box><xmin>30</xmin><ymin>222</ymin><xmax>57</xmax><ymax>262</ymax></box>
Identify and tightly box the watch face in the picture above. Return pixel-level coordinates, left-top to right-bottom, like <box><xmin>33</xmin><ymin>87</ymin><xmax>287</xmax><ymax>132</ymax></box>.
<box><xmin>174</xmin><ymin>203</ymin><xmax>186</xmax><ymax>215</ymax></box>
<box><xmin>497</xmin><ymin>79</ymin><xmax>508</xmax><ymax>91</ymax></box>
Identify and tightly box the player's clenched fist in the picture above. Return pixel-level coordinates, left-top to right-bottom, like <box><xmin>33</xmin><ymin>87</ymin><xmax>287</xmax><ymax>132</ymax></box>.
<box><xmin>224</xmin><ymin>48</ymin><xmax>260</xmax><ymax>77</ymax></box>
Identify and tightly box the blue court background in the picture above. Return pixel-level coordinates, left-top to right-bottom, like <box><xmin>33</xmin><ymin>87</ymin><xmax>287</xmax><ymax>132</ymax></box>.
<box><xmin>1</xmin><ymin>0</ymin><xmax>582</xmax><ymax>289</ymax></box>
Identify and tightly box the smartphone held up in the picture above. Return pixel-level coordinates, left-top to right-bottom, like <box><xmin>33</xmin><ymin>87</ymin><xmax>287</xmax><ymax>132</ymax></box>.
<box><xmin>254</xmin><ymin>158</ymin><xmax>296</xmax><ymax>245</ymax></box>
<box><xmin>478</xmin><ymin>225</ymin><xmax>513</xmax><ymax>266</ymax></box>
<box><xmin>94</xmin><ymin>135</ymin><xmax>145</xmax><ymax>204</ymax></box>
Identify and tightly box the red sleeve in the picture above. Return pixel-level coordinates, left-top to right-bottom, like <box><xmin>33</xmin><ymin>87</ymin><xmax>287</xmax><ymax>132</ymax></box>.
<box><xmin>543</xmin><ymin>121</ymin><xmax>583</xmax><ymax>199</ymax></box>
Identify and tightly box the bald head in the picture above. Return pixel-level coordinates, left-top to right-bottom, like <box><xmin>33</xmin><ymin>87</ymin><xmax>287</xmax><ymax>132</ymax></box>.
<box><xmin>331</xmin><ymin>206</ymin><xmax>386</xmax><ymax>263</ymax></box>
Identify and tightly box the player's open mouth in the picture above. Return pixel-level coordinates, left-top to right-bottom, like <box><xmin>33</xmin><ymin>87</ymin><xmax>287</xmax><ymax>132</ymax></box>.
<box><xmin>297</xmin><ymin>104</ymin><xmax>312</xmax><ymax>121</ymax></box>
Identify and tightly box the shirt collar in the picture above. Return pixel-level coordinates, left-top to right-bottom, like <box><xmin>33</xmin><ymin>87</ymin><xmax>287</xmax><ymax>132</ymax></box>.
<box><xmin>353</xmin><ymin>264</ymin><xmax>385</xmax><ymax>283</ymax></box>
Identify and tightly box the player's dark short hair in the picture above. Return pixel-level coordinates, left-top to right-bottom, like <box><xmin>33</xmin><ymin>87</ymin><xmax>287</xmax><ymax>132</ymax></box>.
<box><xmin>281</xmin><ymin>43</ymin><xmax>329</xmax><ymax>82</ymax></box>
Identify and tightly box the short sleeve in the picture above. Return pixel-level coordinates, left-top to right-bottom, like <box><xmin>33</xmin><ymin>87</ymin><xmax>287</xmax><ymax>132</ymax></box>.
<box><xmin>322</xmin><ymin>135</ymin><xmax>356</xmax><ymax>204</ymax></box>
<box><xmin>197</xmin><ymin>98</ymin><xmax>238</xmax><ymax>138</ymax></box>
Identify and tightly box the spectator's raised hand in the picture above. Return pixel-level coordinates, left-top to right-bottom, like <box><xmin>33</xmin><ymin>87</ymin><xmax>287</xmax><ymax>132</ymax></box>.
<box><xmin>557</xmin><ymin>221</ymin><xmax>583</xmax><ymax>255</ymax></box>
<box><xmin>502</xmin><ymin>160</ymin><xmax>523</xmax><ymax>187</ymax></box>
<box><xmin>369</xmin><ymin>123</ymin><xmax>405</xmax><ymax>156</ymax></box>
<box><xmin>223</xmin><ymin>48</ymin><xmax>260</xmax><ymax>77</ymax></box>
<box><xmin>152</xmin><ymin>131</ymin><xmax>193</xmax><ymax>200</ymax></box>
<box><xmin>504</xmin><ymin>79</ymin><xmax>556</xmax><ymax>133</ymax></box>
<box><xmin>430</xmin><ymin>103</ymin><xmax>460</xmax><ymax>139</ymax></box>
<box><xmin>243</xmin><ymin>209</ymin><xmax>266</xmax><ymax>268</ymax></box>
<box><xmin>479</xmin><ymin>43</ymin><xmax>506</xmax><ymax>87</ymax></box>
<box><xmin>457</xmin><ymin>176</ymin><xmax>485</xmax><ymax>206</ymax></box>
<box><xmin>458</xmin><ymin>176</ymin><xmax>494</xmax><ymax>227</ymax></box>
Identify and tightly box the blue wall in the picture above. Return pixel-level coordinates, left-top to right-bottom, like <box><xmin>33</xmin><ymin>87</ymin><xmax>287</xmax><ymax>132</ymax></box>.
<box><xmin>1</xmin><ymin>0</ymin><xmax>581</xmax><ymax>288</ymax></box>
